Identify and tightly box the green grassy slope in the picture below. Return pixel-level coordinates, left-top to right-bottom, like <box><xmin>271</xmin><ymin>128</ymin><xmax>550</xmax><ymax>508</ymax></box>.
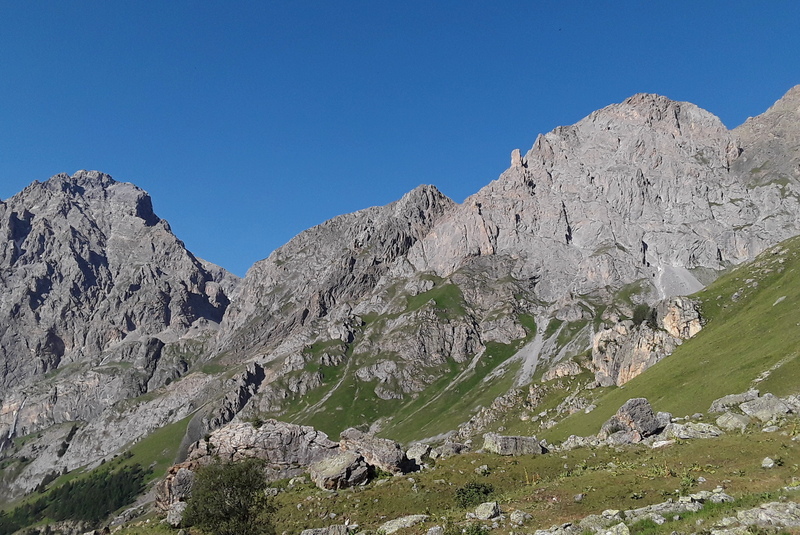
<box><xmin>545</xmin><ymin>236</ymin><xmax>800</xmax><ymax>442</ymax></box>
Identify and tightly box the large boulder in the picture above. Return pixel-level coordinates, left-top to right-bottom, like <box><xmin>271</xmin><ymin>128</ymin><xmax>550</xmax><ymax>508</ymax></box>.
<box><xmin>739</xmin><ymin>394</ymin><xmax>791</xmax><ymax>422</ymax></box>
<box><xmin>474</xmin><ymin>502</ymin><xmax>500</xmax><ymax>520</ymax></box>
<box><xmin>406</xmin><ymin>443</ymin><xmax>433</xmax><ymax>469</ymax></box>
<box><xmin>599</xmin><ymin>398</ymin><xmax>663</xmax><ymax>443</ymax></box>
<box><xmin>308</xmin><ymin>450</ymin><xmax>370</xmax><ymax>490</ymax></box>
<box><xmin>483</xmin><ymin>433</ymin><xmax>544</xmax><ymax>455</ymax></box>
<box><xmin>339</xmin><ymin>428</ymin><xmax>409</xmax><ymax>474</ymax></box>
<box><xmin>189</xmin><ymin>420</ymin><xmax>339</xmax><ymax>468</ymax></box>
<box><xmin>716</xmin><ymin>412</ymin><xmax>751</xmax><ymax>433</ymax></box>
<box><xmin>709</xmin><ymin>390</ymin><xmax>759</xmax><ymax>413</ymax></box>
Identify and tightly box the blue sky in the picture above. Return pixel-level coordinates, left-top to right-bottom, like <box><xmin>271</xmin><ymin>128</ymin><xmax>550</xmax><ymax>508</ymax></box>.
<box><xmin>1</xmin><ymin>2</ymin><xmax>799</xmax><ymax>276</ymax></box>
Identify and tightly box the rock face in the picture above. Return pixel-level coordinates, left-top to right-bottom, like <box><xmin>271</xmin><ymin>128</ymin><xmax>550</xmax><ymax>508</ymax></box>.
<box><xmin>483</xmin><ymin>433</ymin><xmax>545</xmax><ymax>455</ymax></box>
<box><xmin>0</xmin><ymin>171</ymin><xmax>232</xmax><ymax>392</ymax></box>
<box><xmin>592</xmin><ymin>297</ymin><xmax>703</xmax><ymax>386</ymax></box>
<box><xmin>199</xmin><ymin>87</ymin><xmax>800</xmax><ymax>437</ymax></box>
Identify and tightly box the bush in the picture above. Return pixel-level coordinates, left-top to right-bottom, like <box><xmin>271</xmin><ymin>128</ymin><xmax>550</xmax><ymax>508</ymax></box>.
<box><xmin>183</xmin><ymin>458</ymin><xmax>275</xmax><ymax>535</ymax></box>
<box><xmin>454</xmin><ymin>481</ymin><xmax>494</xmax><ymax>509</ymax></box>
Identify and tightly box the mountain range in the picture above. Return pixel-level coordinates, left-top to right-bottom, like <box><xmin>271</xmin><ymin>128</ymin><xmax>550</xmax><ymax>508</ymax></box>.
<box><xmin>1</xmin><ymin>85</ymin><xmax>799</xmax><ymax>516</ymax></box>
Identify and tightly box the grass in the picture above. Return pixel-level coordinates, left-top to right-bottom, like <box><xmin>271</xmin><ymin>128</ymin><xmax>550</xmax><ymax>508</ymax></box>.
<box><xmin>405</xmin><ymin>282</ymin><xmax>468</xmax><ymax>319</ymax></box>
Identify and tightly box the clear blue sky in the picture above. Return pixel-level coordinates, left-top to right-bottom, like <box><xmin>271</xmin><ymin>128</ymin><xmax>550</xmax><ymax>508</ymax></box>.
<box><xmin>1</xmin><ymin>1</ymin><xmax>799</xmax><ymax>276</ymax></box>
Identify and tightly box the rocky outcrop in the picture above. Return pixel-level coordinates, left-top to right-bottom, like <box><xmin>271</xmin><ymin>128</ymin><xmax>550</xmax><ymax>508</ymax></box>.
<box><xmin>663</xmin><ymin>422</ymin><xmax>723</xmax><ymax>440</ymax></box>
<box><xmin>592</xmin><ymin>297</ymin><xmax>702</xmax><ymax>386</ymax></box>
<box><xmin>301</xmin><ymin>526</ymin><xmax>353</xmax><ymax>535</ymax></box>
<box><xmin>483</xmin><ymin>433</ymin><xmax>545</xmax><ymax>455</ymax></box>
<box><xmin>736</xmin><ymin>501</ymin><xmax>800</xmax><ymax>529</ymax></box>
<box><xmin>715</xmin><ymin>412</ymin><xmax>751</xmax><ymax>433</ymax></box>
<box><xmin>187</xmin><ymin>420</ymin><xmax>339</xmax><ymax>477</ymax></box>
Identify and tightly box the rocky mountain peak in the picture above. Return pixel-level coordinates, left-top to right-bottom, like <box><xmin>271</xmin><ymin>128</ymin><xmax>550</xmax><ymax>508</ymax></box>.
<box><xmin>733</xmin><ymin>85</ymin><xmax>800</xmax><ymax>187</ymax></box>
<box><xmin>0</xmin><ymin>172</ymin><xmax>235</xmax><ymax>391</ymax></box>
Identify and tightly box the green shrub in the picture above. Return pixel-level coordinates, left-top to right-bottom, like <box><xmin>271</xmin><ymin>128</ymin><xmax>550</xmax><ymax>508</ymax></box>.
<box><xmin>454</xmin><ymin>481</ymin><xmax>494</xmax><ymax>509</ymax></box>
<box><xmin>183</xmin><ymin>458</ymin><xmax>275</xmax><ymax>535</ymax></box>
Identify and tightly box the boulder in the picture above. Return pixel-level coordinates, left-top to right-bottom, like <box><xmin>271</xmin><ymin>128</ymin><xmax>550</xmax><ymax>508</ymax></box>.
<box><xmin>604</xmin><ymin>523</ymin><xmax>630</xmax><ymax>535</ymax></box>
<box><xmin>599</xmin><ymin>398</ymin><xmax>662</xmax><ymax>442</ymax></box>
<box><xmin>709</xmin><ymin>390</ymin><xmax>759</xmax><ymax>413</ymax></box>
<box><xmin>483</xmin><ymin>433</ymin><xmax>544</xmax><ymax>455</ymax></box>
<box><xmin>739</xmin><ymin>394</ymin><xmax>791</xmax><ymax>422</ymax></box>
<box><xmin>510</xmin><ymin>510</ymin><xmax>532</xmax><ymax>525</ymax></box>
<box><xmin>189</xmin><ymin>420</ymin><xmax>339</xmax><ymax>467</ymax></box>
<box><xmin>379</xmin><ymin>514</ymin><xmax>429</xmax><ymax>534</ymax></box>
<box><xmin>664</xmin><ymin>422</ymin><xmax>723</xmax><ymax>440</ymax></box>
<box><xmin>308</xmin><ymin>450</ymin><xmax>370</xmax><ymax>490</ymax></box>
<box><xmin>406</xmin><ymin>443</ymin><xmax>432</xmax><ymax>468</ymax></box>
<box><xmin>474</xmin><ymin>501</ymin><xmax>500</xmax><ymax>520</ymax></box>
<box><xmin>716</xmin><ymin>412</ymin><xmax>750</xmax><ymax>433</ymax></box>
<box><xmin>339</xmin><ymin>428</ymin><xmax>409</xmax><ymax>474</ymax></box>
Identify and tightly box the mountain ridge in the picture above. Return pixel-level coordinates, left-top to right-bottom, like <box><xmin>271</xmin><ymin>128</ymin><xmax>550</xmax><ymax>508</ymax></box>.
<box><xmin>1</xmin><ymin>85</ymin><xmax>799</xmax><ymax>512</ymax></box>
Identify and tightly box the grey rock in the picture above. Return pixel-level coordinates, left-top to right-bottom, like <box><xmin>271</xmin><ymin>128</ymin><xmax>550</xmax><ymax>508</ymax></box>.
<box><xmin>379</xmin><ymin>514</ymin><xmax>429</xmax><ymax>534</ymax></box>
<box><xmin>603</xmin><ymin>523</ymin><xmax>629</xmax><ymax>535</ymax></box>
<box><xmin>483</xmin><ymin>432</ymin><xmax>545</xmax><ymax>455</ymax></box>
<box><xmin>709</xmin><ymin>390</ymin><xmax>760</xmax><ymax>413</ymax></box>
<box><xmin>406</xmin><ymin>442</ymin><xmax>432</xmax><ymax>468</ymax></box>
<box><xmin>599</xmin><ymin>398</ymin><xmax>662</xmax><ymax>442</ymax></box>
<box><xmin>339</xmin><ymin>427</ymin><xmax>409</xmax><ymax>474</ymax></box>
<box><xmin>433</xmin><ymin>442</ymin><xmax>469</xmax><ymax>459</ymax></box>
<box><xmin>740</xmin><ymin>393</ymin><xmax>791</xmax><ymax>422</ymax></box>
<box><xmin>716</xmin><ymin>412</ymin><xmax>750</xmax><ymax>433</ymax></box>
<box><xmin>510</xmin><ymin>509</ymin><xmax>532</xmax><ymax>524</ymax></box>
<box><xmin>166</xmin><ymin>501</ymin><xmax>188</xmax><ymax>528</ymax></box>
<box><xmin>427</xmin><ymin>527</ymin><xmax>444</xmax><ymax>535</ymax></box>
<box><xmin>188</xmin><ymin>420</ymin><xmax>339</xmax><ymax>470</ymax></box>
<box><xmin>736</xmin><ymin>501</ymin><xmax>800</xmax><ymax>528</ymax></box>
<box><xmin>664</xmin><ymin>422</ymin><xmax>723</xmax><ymax>440</ymax></box>
<box><xmin>762</xmin><ymin>457</ymin><xmax>775</xmax><ymax>469</ymax></box>
<box><xmin>308</xmin><ymin>450</ymin><xmax>370</xmax><ymax>490</ymax></box>
<box><xmin>475</xmin><ymin>501</ymin><xmax>500</xmax><ymax>520</ymax></box>
<box><xmin>300</xmin><ymin>525</ymin><xmax>351</xmax><ymax>535</ymax></box>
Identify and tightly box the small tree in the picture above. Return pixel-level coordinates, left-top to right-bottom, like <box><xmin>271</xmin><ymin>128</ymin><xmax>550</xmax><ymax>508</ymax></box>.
<box><xmin>183</xmin><ymin>458</ymin><xmax>274</xmax><ymax>535</ymax></box>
